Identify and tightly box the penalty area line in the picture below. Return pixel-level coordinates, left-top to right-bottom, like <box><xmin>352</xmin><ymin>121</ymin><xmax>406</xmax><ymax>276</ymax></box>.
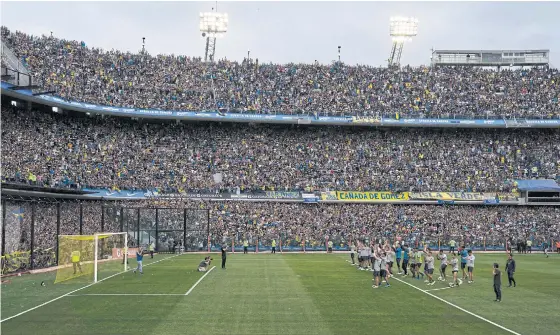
<box><xmin>68</xmin><ymin>293</ymin><xmax>185</xmax><ymax>297</ymax></box>
<box><xmin>185</xmin><ymin>266</ymin><xmax>216</xmax><ymax>296</ymax></box>
<box><xmin>391</xmin><ymin>277</ymin><xmax>521</xmax><ymax>335</ymax></box>
<box><xmin>0</xmin><ymin>253</ymin><xmax>181</xmax><ymax>323</ymax></box>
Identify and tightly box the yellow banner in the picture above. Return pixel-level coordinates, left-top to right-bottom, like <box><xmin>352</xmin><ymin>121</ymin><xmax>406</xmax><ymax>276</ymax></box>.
<box><xmin>336</xmin><ymin>191</ymin><xmax>409</xmax><ymax>201</ymax></box>
<box><xmin>351</xmin><ymin>116</ymin><xmax>382</xmax><ymax>124</ymax></box>
<box><xmin>409</xmin><ymin>192</ymin><xmax>519</xmax><ymax>201</ymax></box>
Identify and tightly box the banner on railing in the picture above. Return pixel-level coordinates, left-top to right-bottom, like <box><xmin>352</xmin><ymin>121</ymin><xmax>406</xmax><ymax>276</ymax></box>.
<box><xmin>262</xmin><ymin>191</ymin><xmax>301</xmax><ymax>199</ymax></box>
<box><xmin>409</xmin><ymin>192</ymin><xmax>518</xmax><ymax>201</ymax></box>
<box><xmin>302</xmin><ymin>193</ymin><xmax>319</xmax><ymax>203</ymax></box>
<box><xmin>320</xmin><ymin>191</ymin><xmax>338</xmax><ymax>201</ymax></box>
<box><xmin>336</xmin><ymin>191</ymin><xmax>409</xmax><ymax>201</ymax></box>
<box><xmin>112</xmin><ymin>248</ymin><xmax>139</xmax><ymax>259</ymax></box>
<box><xmin>3</xmin><ymin>82</ymin><xmax>559</xmax><ymax>128</ymax></box>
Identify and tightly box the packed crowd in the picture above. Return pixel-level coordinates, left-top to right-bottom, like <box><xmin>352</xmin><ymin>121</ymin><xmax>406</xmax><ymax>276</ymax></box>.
<box><xmin>2</xmin><ymin>27</ymin><xmax>560</xmax><ymax>119</ymax></box>
<box><xmin>2</xmin><ymin>108</ymin><xmax>560</xmax><ymax>193</ymax></box>
<box><xmin>2</xmin><ymin>199</ymin><xmax>559</xmax><ymax>273</ymax></box>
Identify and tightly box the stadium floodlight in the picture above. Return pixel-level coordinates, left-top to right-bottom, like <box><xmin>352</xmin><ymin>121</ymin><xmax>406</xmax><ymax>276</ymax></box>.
<box><xmin>200</xmin><ymin>12</ymin><xmax>229</xmax><ymax>62</ymax></box>
<box><xmin>388</xmin><ymin>16</ymin><xmax>418</xmax><ymax>66</ymax></box>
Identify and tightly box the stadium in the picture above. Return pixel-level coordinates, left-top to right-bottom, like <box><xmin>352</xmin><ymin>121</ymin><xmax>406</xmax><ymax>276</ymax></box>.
<box><xmin>1</xmin><ymin>1</ymin><xmax>560</xmax><ymax>335</ymax></box>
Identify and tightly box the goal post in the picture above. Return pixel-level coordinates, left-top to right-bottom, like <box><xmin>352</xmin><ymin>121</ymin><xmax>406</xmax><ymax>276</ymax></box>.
<box><xmin>55</xmin><ymin>232</ymin><xmax>128</xmax><ymax>284</ymax></box>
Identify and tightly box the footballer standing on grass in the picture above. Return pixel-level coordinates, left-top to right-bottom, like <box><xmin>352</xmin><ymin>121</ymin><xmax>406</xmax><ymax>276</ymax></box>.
<box><xmin>372</xmin><ymin>250</ymin><xmax>381</xmax><ymax>288</ymax></box>
<box><xmin>449</xmin><ymin>254</ymin><xmax>462</xmax><ymax>287</ymax></box>
<box><xmin>380</xmin><ymin>250</ymin><xmax>390</xmax><ymax>287</ymax></box>
<box><xmin>401</xmin><ymin>245</ymin><xmax>409</xmax><ymax>276</ymax></box>
<box><xmin>466</xmin><ymin>250</ymin><xmax>475</xmax><ymax>284</ymax></box>
<box><xmin>424</xmin><ymin>248</ymin><xmax>435</xmax><ymax>285</ymax></box>
<box><xmin>505</xmin><ymin>254</ymin><xmax>516</xmax><ymax>287</ymax></box>
<box><xmin>493</xmin><ymin>263</ymin><xmax>502</xmax><ymax>302</ymax></box>
<box><xmin>386</xmin><ymin>245</ymin><xmax>395</xmax><ymax>276</ymax></box>
<box><xmin>415</xmin><ymin>248</ymin><xmax>424</xmax><ymax>280</ymax></box>
<box><xmin>460</xmin><ymin>246</ymin><xmax>468</xmax><ymax>280</ymax></box>
<box><xmin>133</xmin><ymin>248</ymin><xmax>143</xmax><ymax>275</ymax></box>
<box><xmin>437</xmin><ymin>249</ymin><xmax>447</xmax><ymax>281</ymax></box>
<box><xmin>395</xmin><ymin>243</ymin><xmax>402</xmax><ymax>274</ymax></box>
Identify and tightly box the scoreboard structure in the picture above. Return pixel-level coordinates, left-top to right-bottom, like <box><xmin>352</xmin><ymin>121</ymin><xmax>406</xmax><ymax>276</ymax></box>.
<box><xmin>431</xmin><ymin>49</ymin><xmax>549</xmax><ymax>67</ymax></box>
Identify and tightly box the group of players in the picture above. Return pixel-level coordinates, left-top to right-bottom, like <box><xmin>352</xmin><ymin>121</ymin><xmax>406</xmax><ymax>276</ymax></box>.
<box><xmin>350</xmin><ymin>241</ymin><xmax>476</xmax><ymax>289</ymax></box>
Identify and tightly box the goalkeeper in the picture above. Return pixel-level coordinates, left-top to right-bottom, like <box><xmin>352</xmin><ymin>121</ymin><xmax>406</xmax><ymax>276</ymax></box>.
<box><xmin>71</xmin><ymin>250</ymin><xmax>83</xmax><ymax>275</ymax></box>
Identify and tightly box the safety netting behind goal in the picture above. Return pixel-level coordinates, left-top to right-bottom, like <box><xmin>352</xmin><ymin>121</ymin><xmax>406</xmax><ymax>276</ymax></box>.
<box><xmin>55</xmin><ymin>233</ymin><xmax>127</xmax><ymax>284</ymax></box>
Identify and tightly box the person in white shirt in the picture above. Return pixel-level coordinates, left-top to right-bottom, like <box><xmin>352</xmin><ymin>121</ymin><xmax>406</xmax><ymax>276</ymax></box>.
<box><xmin>437</xmin><ymin>249</ymin><xmax>448</xmax><ymax>281</ymax></box>
<box><xmin>350</xmin><ymin>244</ymin><xmax>356</xmax><ymax>265</ymax></box>
<box><xmin>466</xmin><ymin>250</ymin><xmax>476</xmax><ymax>284</ymax></box>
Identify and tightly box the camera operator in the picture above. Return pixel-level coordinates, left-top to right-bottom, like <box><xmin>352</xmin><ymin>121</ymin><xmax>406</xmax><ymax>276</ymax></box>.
<box><xmin>198</xmin><ymin>256</ymin><xmax>212</xmax><ymax>272</ymax></box>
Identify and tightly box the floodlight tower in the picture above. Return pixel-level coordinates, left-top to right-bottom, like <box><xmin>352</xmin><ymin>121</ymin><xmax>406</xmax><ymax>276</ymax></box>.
<box><xmin>200</xmin><ymin>12</ymin><xmax>229</xmax><ymax>62</ymax></box>
<box><xmin>388</xmin><ymin>16</ymin><xmax>418</xmax><ymax>67</ymax></box>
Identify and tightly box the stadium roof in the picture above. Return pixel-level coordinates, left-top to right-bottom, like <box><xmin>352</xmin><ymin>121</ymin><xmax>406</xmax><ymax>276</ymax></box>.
<box><xmin>516</xmin><ymin>179</ymin><xmax>560</xmax><ymax>192</ymax></box>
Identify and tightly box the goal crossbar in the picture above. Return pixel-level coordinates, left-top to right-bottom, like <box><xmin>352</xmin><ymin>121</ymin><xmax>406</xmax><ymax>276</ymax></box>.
<box><xmin>56</xmin><ymin>232</ymin><xmax>128</xmax><ymax>284</ymax></box>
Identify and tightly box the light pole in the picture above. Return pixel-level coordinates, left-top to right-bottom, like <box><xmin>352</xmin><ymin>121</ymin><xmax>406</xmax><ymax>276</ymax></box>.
<box><xmin>248</xmin><ymin>49</ymin><xmax>250</xmax><ymax>60</ymax></box>
<box><xmin>338</xmin><ymin>46</ymin><xmax>341</xmax><ymax>62</ymax></box>
<box><xmin>200</xmin><ymin>12</ymin><xmax>229</xmax><ymax>62</ymax></box>
<box><xmin>388</xmin><ymin>16</ymin><xmax>418</xmax><ymax>67</ymax></box>
<box><xmin>142</xmin><ymin>37</ymin><xmax>145</xmax><ymax>54</ymax></box>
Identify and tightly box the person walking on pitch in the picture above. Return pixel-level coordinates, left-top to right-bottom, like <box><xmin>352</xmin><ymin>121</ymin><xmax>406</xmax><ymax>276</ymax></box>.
<box><xmin>505</xmin><ymin>254</ymin><xmax>516</xmax><ymax>287</ymax></box>
<box><xmin>271</xmin><ymin>239</ymin><xmax>277</xmax><ymax>254</ymax></box>
<box><xmin>542</xmin><ymin>242</ymin><xmax>549</xmax><ymax>258</ymax></box>
<box><xmin>149</xmin><ymin>242</ymin><xmax>155</xmax><ymax>258</ymax></box>
<box><xmin>133</xmin><ymin>248</ymin><xmax>143</xmax><ymax>274</ymax></box>
<box><xmin>493</xmin><ymin>263</ymin><xmax>502</xmax><ymax>302</ymax></box>
<box><xmin>221</xmin><ymin>246</ymin><xmax>227</xmax><ymax>269</ymax></box>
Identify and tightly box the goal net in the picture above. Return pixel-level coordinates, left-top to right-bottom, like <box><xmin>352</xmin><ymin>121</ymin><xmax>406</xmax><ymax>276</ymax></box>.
<box><xmin>54</xmin><ymin>232</ymin><xmax>128</xmax><ymax>284</ymax></box>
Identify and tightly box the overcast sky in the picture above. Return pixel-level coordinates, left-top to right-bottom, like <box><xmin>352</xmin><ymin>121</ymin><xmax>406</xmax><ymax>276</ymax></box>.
<box><xmin>2</xmin><ymin>1</ymin><xmax>559</xmax><ymax>67</ymax></box>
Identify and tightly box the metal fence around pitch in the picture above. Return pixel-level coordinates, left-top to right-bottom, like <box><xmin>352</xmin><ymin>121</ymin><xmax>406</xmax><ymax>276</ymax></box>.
<box><xmin>0</xmin><ymin>200</ymin><xmax>209</xmax><ymax>274</ymax></box>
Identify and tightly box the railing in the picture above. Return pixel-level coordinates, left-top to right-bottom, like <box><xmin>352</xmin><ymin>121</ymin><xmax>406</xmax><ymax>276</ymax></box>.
<box><xmin>0</xmin><ymin>200</ymin><xmax>209</xmax><ymax>274</ymax></box>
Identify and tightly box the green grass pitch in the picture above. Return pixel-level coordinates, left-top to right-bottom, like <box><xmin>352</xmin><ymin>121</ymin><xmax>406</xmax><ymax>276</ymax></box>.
<box><xmin>1</xmin><ymin>252</ymin><xmax>559</xmax><ymax>335</ymax></box>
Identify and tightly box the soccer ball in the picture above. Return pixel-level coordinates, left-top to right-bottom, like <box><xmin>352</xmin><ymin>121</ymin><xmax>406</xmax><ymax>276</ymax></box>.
<box><xmin>438</xmin><ymin>276</ymin><xmax>443</xmax><ymax>281</ymax></box>
<box><xmin>448</xmin><ymin>282</ymin><xmax>454</xmax><ymax>287</ymax></box>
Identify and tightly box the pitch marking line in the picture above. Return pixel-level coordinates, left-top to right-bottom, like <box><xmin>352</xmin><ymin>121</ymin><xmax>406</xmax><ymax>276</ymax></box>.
<box><xmin>185</xmin><ymin>266</ymin><xmax>216</xmax><ymax>296</ymax></box>
<box><xmin>424</xmin><ymin>286</ymin><xmax>453</xmax><ymax>292</ymax></box>
<box><xmin>0</xmin><ymin>254</ymin><xmax>181</xmax><ymax>323</ymax></box>
<box><xmin>68</xmin><ymin>293</ymin><xmax>185</xmax><ymax>296</ymax></box>
<box><xmin>391</xmin><ymin>277</ymin><xmax>522</xmax><ymax>335</ymax></box>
